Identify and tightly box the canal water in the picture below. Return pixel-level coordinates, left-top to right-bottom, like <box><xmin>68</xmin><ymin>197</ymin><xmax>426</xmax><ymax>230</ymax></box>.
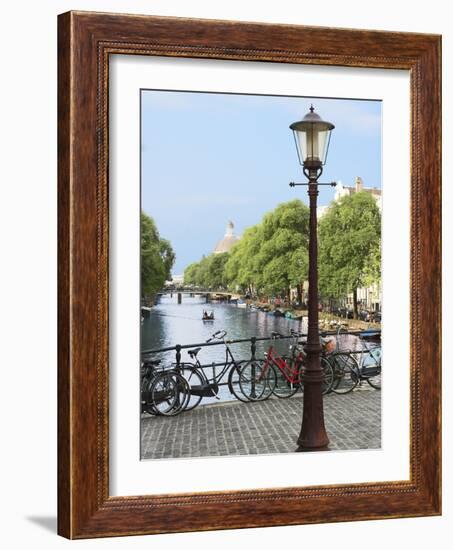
<box><xmin>141</xmin><ymin>294</ymin><xmax>308</xmax><ymax>403</ymax></box>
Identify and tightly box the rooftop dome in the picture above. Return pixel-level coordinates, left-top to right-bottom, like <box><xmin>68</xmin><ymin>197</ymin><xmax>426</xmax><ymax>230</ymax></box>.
<box><xmin>213</xmin><ymin>221</ymin><xmax>240</xmax><ymax>254</ymax></box>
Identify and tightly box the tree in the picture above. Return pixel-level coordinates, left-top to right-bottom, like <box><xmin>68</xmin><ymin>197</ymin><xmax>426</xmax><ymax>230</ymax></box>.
<box><xmin>223</xmin><ymin>200</ymin><xmax>310</xmax><ymax>299</ymax></box>
<box><xmin>318</xmin><ymin>192</ymin><xmax>381</xmax><ymax>318</ymax></box>
<box><xmin>184</xmin><ymin>261</ymin><xmax>201</xmax><ymax>286</ymax></box>
<box><xmin>141</xmin><ymin>212</ymin><xmax>175</xmax><ymax>299</ymax></box>
<box><xmin>224</xmin><ymin>225</ymin><xmax>263</xmax><ymax>294</ymax></box>
<box><xmin>184</xmin><ymin>253</ymin><xmax>230</xmax><ymax>289</ymax></box>
<box><xmin>184</xmin><ymin>200</ymin><xmax>310</xmax><ymax>299</ymax></box>
<box><xmin>206</xmin><ymin>253</ymin><xmax>229</xmax><ymax>289</ymax></box>
<box><xmin>255</xmin><ymin>200</ymin><xmax>310</xmax><ymax>299</ymax></box>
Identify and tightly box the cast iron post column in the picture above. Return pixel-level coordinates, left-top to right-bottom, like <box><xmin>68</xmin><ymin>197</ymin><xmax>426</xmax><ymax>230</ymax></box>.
<box><xmin>297</xmin><ymin>174</ymin><xmax>330</xmax><ymax>452</ymax></box>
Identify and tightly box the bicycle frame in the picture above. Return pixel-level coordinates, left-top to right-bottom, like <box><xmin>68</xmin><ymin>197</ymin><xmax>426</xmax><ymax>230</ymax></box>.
<box><xmin>354</xmin><ymin>346</ymin><xmax>382</xmax><ymax>380</ymax></box>
<box><xmin>180</xmin><ymin>331</ymin><xmax>251</xmax><ymax>398</ymax></box>
<box><xmin>181</xmin><ymin>353</ymin><xmax>234</xmax><ymax>389</ymax></box>
<box><xmin>264</xmin><ymin>344</ymin><xmax>305</xmax><ymax>384</ymax></box>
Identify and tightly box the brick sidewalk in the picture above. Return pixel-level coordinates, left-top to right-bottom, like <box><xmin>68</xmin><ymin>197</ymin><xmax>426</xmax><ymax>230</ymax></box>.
<box><xmin>141</xmin><ymin>388</ymin><xmax>381</xmax><ymax>459</ymax></box>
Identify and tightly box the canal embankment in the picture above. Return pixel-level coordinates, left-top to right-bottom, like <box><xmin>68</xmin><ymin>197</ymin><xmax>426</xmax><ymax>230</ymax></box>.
<box><xmin>241</xmin><ymin>298</ymin><xmax>381</xmax><ymax>332</ymax></box>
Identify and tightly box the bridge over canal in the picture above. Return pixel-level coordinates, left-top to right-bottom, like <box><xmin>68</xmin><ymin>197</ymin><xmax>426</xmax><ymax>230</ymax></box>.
<box><xmin>155</xmin><ymin>288</ymin><xmax>239</xmax><ymax>305</ymax></box>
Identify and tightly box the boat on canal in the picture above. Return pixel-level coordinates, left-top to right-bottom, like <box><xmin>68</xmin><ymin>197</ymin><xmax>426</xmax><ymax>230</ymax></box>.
<box><xmin>202</xmin><ymin>310</ymin><xmax>215</xmax><ymax>321</ymax></box>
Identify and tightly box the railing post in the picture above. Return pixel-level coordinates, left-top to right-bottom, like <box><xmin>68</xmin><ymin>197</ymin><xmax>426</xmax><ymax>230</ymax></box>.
<box><xmin>250</xmin><ymin>337</ymin><xmax>257</xmax><ymax>361</ymax></box>
<box><xmin>175</xmin><ymin>345</ymin><xmax>181</xmax><ymax>368</ymax></box>
<box><xmin>250</xmin><ymin>337</ymin><xmax>257</xmax><ymax>399</ymax></box>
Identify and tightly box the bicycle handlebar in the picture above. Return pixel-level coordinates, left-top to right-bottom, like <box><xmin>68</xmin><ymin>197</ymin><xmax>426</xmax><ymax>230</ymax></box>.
<box><xmin>206</xmin><ymin>330</ymin><xmax>227</xmax><ymax>343</ymax></box>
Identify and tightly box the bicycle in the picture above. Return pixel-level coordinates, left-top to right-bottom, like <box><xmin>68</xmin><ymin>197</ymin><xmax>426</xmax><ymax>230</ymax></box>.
<box><xmin>147</xmin><ymin>369</ymin><xmax>190</xmax><ymax>415</ymax></box>
<box><xmin>178</xmin><ymin>330</ymin><xmax>276</xmax><ymax>407</ymax></box>
<box><xmin>141</xmin><ymin>357</ymin><xmax>190</xmax><ymax>416</ymax></box>
<box><xmin>343</xmin><ymin>336</ymin><xmax>382</xmax><ymax>390</ymax></box>
<box><xmin>325</xmin><ymin>352</ymin><xmax>360</xmax><ymax>394</ymax></box>
<box><xmin>250</xmin><ymin>330</ymin><xmax>334</xmax><ymax>399</ymax></box>
<box><xmin>141</xmin><ymin>357</ymin><xmax>161</xmax><ymax>415</ymax></box>
<box><xmin>357</xmin><ymin>331</ymin><xmax>381</xmax><ymax>389</ymax></box>
<box><xmin>327</xmin><ymin>326</ymin><xmax>381</xmax><ymax>393</ymax></box>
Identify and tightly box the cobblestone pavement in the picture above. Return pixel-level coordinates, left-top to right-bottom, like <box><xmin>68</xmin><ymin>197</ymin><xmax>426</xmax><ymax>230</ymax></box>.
<box><xmin>141</xmin><ymin>387</ymin><xmax>381</xmax><ymax>459</ymax></box>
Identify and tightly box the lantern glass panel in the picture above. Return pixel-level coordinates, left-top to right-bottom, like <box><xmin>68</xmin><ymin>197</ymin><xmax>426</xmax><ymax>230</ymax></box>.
<box><xmin>292</xmin><ymin>123</ymin><xmax>332</xmax><ymax>165</ymax></box>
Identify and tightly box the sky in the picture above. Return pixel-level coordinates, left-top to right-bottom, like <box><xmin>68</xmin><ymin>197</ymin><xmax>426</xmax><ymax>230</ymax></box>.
<box><xmin>141</xmin><ymin>90</ymin><xmax>381</xmax><ymax>275</ymax></box>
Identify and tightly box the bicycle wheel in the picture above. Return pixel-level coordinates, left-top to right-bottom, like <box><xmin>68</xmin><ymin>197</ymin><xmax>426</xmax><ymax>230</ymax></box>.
<box><xmin>228</xmin><ymin>361</ymin><xmax>252</xmax><ymax>403</ymax></box>
<box><xmin>141</xmin><ymin>372</ymin><xmax>159</xmax><ymax>415</ymax></box>
<box><xmin>272</xmin><ymin>363</ymin><xmax>299</xmax><ymax>398</ymax></box>
<box><xmin>178</xmin><ymin>364</ymin><xmax>204</xmax><ymax>411</ymax></box>
<box><xmin>366</xmin><ymin>370</ymin><xmax>381</xmax><ymax>390</ymax></box>
<box><xmin>365</xmin><ymin>359</ymin><xmax>382</xmax><ymax>390</ymax></box>
<box><xmin>296</xmin><ymin>358</ymin><xmax>334</xmax><ymax>396</ymax></box>
<box><xmin>149</xmin><ymin>371</ymin><xmax>190</xmax><ymax>416</ymax></box>
<box><xmin>330</xmin><ymin>353</ymin><xmax>359</xmax><ymax>394</ymax></box>
<box><xmin>321</xmin><ymin>357</ymin><xmax>334</xmax><ymax>394</ymax></box>
<box><xmin>239</xmin><ymin>360</ymin><xmax>276</xmax><ymax>401</ymax></box>
<box><xmin>364</xmin><ymin>348</ymin><xmax>382</xmax><ymax>390</ymax></box>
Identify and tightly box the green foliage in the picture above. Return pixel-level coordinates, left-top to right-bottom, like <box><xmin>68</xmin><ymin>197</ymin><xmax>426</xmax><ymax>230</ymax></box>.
<box><xmin>318</xmin><ymin>192</ymin><xmax>381</xmax><ymax>302</ymax></box>
<box><xmin>183</xmin><ymin>193</ymin><xmax>380</xmax><ymax>308</ymax></box>
<box><xmin>208</xmin><ymin>253</ymin><xmax>229</xmax><ymax>288</ymax></box>
<box><xmin>224</xmin><ymin>225</ymin><xmax>263</xmax><ymax>292</ymax></box>
<box><xmin>225</xmin><ymin>199</ymin><xmax>309</xmax><ymax>294</ymax></box>
<box><xmin>257</xmin><ymin>200</ymin><xmax>309</xmax><ymax>295</ymax></box>
<box><xmin>183</xmin><ymin>253</ymin><xmax>229</xmax><ymax>289</ymax></box>
<box><xmin>141</xmin><ymin>212</ymin><xmax>175</xmax><ymax>298</ymax></box>
<box><xmin>183</xmin><ymin>261</ymin><xmax>201</xmax><ymax>286</ymax></box>
<box><xmin>185</xmin><ymin>200</ymin><xmax>310</xmax><ymax>297</ymax></box>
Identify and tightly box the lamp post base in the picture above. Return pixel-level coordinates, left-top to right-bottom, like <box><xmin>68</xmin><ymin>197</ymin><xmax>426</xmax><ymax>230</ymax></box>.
<box><xmin>295</xmin><ymin>445</ymin><xmax>329</xmax><ymax>452</ymax></box>
<box><xmin>296</xmin><ymin>348</ymin><xmax>330</xmax><ymax>452</ymax></box>
<box><xmin>296</xmin><ymin>433</ymin><xmax>330</xmax><ymax>452</ymax></box>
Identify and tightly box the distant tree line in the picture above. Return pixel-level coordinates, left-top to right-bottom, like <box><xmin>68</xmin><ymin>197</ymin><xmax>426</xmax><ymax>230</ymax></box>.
<box><xmin>183</xmin><ymin>193</ymin><xmax>381</xmax><ymax>318</ymax></box>
<box><xmin>141</xmin><ymin>212</ymin><xmax>175</xmax><ymax>301</ymax></box>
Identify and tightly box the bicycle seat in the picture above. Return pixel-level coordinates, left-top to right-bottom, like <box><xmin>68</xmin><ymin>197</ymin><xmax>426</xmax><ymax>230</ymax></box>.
<box><xmin>188</xmin><ymin>347</ymin><xmax>202</xmax><ymax>358</ymax></box>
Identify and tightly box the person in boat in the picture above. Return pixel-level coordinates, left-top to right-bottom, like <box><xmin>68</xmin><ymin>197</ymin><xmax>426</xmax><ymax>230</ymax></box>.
<box><xmin>203</xmin><ymin>310</ymin><xmax>214</xmax><ymax>320</ymax></box>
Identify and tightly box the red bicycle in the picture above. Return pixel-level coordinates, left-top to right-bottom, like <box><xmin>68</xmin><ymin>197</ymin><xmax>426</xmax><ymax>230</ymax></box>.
<box><xmin>257</xmin><ymin>331</ymin><xmax>334</xmax><ymax>398</ymax></box>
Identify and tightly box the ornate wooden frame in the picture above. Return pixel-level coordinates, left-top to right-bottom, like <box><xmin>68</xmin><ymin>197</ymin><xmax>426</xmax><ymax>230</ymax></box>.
<box><xmin>58</xmin><ymin>11</ymin><xmax>441</xmax><ymax>539</ymax></box>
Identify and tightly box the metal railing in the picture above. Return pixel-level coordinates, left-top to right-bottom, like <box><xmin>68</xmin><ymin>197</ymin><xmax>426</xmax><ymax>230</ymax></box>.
<box><xmin>142</xmin><ymin>328</ymin><xmax>381</xmax><ymax>366</ymax></box>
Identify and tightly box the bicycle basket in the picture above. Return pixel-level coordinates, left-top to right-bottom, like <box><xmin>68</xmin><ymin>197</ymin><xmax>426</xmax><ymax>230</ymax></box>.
<box><xmin>321</xmin><ymin>337</ymin><xmax>335</xmax><ymax>354</ymax></box>
<box><xmin>335</xmin><ymin>327</ymin><xmax>351</xmax><ymax>351</ymax></box>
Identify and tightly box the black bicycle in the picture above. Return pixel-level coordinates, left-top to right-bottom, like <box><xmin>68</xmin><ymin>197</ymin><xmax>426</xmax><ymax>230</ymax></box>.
<box><xmin>177</xmin><ymin>330</ymin><xmax>276</xmax><ymax>408</ymax></box>
<box><xmin>141</xmin><ymin>357</ymin><xmax>190</xmax><ymax>416</ymax></box>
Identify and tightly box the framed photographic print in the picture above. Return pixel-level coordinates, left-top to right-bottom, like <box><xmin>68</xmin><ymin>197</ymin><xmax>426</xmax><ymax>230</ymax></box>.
<box><xmin>58</xmin><ymin>11</ymin><xmax>441</xmax><ymax>538</ymax></box>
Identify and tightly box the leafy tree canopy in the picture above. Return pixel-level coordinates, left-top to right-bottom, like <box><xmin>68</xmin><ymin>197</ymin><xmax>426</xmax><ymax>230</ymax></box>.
<box><xmin>141</xmin><ymin>212</ymin><xmax>175</xmax><ymax>298</ymax></box>
<box><xmin>318</xmin><ymin>191</ymin><xmax>381</xmax><ymax>308</ymax></box>
<box><xmin>213</xmin><ymin>199</ymin><xmax>310</xmax><ymax>296</ymax></box>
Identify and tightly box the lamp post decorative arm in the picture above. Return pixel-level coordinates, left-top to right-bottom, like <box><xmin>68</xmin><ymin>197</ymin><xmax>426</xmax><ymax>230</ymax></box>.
<box><xmin>289</xmin><ymin>182</ymin><xmax>337</xmax><ymax>187</ymax></box>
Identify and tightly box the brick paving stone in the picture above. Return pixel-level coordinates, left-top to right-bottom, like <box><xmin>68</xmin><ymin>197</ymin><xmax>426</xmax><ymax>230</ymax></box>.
<box><xmin>141</xmin><ymin>387</ymin><xmax>381</xmax><ymax>459</ymax></box>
